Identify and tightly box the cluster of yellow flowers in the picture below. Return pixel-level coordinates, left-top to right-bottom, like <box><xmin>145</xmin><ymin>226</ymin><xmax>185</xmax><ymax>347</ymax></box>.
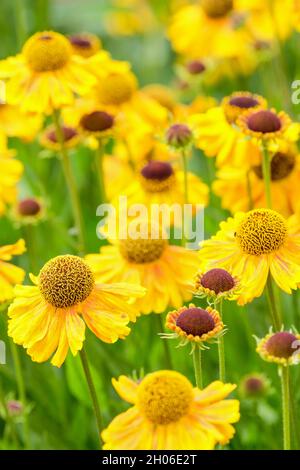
<box><xmin>1</xmin><ymin>1</ymin><xmax>300</xmax><ymax>450</ymax></box>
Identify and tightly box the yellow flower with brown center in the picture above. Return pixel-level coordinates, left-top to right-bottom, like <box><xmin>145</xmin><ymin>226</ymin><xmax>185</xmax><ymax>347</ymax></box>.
<box><xmin>199</xmin><ymin>209</ymin><xmax>300</xmax><ymax>304</ymax></box>
<box><xmin>257</xmin><ymin>330</ymin><xmax>300</xmax><ymax>366</ymax></box>
<box><xmin>11</xmin><ymin>197</ymin><xmax>45</xmax><ymax>227</ymax></box>
<box><xmin>40</xmin><ymin>124</ymin><xmax>80</xmax><ymax>151</ymax></box>
<box><xmin>86</xmin><ymin>223</ymin><xmax>200</xmax><ymax>315</ymax></box>
<box><xmin>165</xmin><ymin>304</ymin><xmax>224</xmax><ymax>348</ymax></box>
<box><xmin>195</xmin><ymin>268</ymin><xmax>240</xmax><ymax>303</ymax></box>
<box><xmin>8</xmin><ymin>254</ymin><xmax>145</xmax><ymax>367</ymax></box>
<box><xmin>79</xmin><ymin>110</ymin><xmax>115</xmax><ymax>138</ymax></box>
<box><xmin>68</xmin><ymin>33</ymin><xmax>102</xmax><ymax>58</ymax></box>
<box><xmin>102</xmin><ymin>370</ymin><xmax>240</xmax><ymax>450</ymax></box>
<box><xmin>0</xmin><ymin>239</ymin><xmax>26</xmax><ymax>304</ymax></box>
<box><xmin>213</xmin><ymin>146</ymin><xmax>300</xmax><ymax>216</ymax></box>
<box><xmin>96</xmin><ymin>70</ymin><xmax>137</xmax><ymax>107</ymax></box>
<box><xmin>0</xmin><ymin>31</ymin><xmax>98</xmax><ymax>114</ymax></box>
<box><xmin>0</xmin><ymin>135</ymin><xmax>24</xmax><ymax>216</ymax></box>
<box><xmin>191</xmin><ymin>91</ymin><xmax>266</xmax><ymax>167</ymax></box>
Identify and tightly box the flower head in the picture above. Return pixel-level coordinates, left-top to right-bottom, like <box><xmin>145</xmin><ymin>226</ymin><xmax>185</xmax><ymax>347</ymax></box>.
<box><xmin>40</xmin><ymin>124</ymin><xmax>80</xmax><ymax>151</ymax></box>
<box><xmin>222</xmin><ymin>91</ymin><xmax>266</xmax><ymax>124</ymax></box>
<box><xmin>256</xmin><ymin>330</ymin><xmax>300</xmax><ymax>366</ymax></box>
<box><xmin>68</xmin><ymin>33</ymin><xmax>101</xmax><ymax>58</ymax></box>
<box><xmin>102</xmin><ymin>370</ymin><xmax>240</xmax><ymax>450</ymax></box>
<box><xmin>0</xmin><ymin>239</ymin><xmax>26</xmax><ymax>304</ymax></box>
<box><xmin>195</xmin><ymin>268</ymin><xmax>240</xmax><ymax>303</ymax></box>
<box><xmin>166</xmin><ymin>123</ymin><xmax>192</xmax><ymax>149</ymax></box>
<box><xmin>79</xmin><ymin>110</ymin><xmax>115</xmax><ymax>137</ymax></box>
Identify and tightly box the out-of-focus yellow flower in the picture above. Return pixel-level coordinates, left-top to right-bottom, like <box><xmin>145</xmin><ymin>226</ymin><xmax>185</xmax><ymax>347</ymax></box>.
<box><xmin>103</xmin><ymin>155</ymin><xmax>134</xmax><ymax>201</ymax></box>
<box><xmin>104</xmin><ymin>0</ymin><xmax>157</xmax><ymax>36</ymax></box>
<box><xmin>0</xmin><ymin>239</ymin><xmax>26</xmax><ymax>304</ymax></box>
<box><xmin>199</xmin><ymin>209</ymin><xmax>300</xmax><ymax>305</ymax></box>
<box><xmin>191</xmin><ymin>91</ymin><xmax>266</xmax><ymax>167</ymax></box>
<box><xmin>8</xmin><ymin>255</ymin><xmax>145</xmax><ymax>367</ymax></box>
<box><xmin>0</xmin><ymin>31</ymin><xmax>99</xmax><ymax>114</ymax></box>
<box><xmin>213</xmin><ymin>146</ymin><xmax>300</xmax><ymax>217</ymax></box>
<box><xmin>102</xmin><ymin>370</ymin><xmax>240</xmax><ymax>450</ymax></box>
<box><xmin>40</xmin><ymin>124</ymin><xmax>81</xmax><ymax>151</ymax></box>
<box><xmin>0</xmin><ymin>135</ymin><xmax>23</xmax><ymax>216</ymax></box>
<box><xmin>0</xmin><ymin>104</ymin><xmax>42</xmax><ymax>141</ymax></box>
<box><xmin>256</xmin><ymin>330</ymin><xmax>300</xmax><ymax>366</ymax></box>
<box><xmin>11</xmin><ymin>197</ymin><xmax>46</xmax><ymax>227</ymax></box>
<box><xmin>68</xmin><ymin>33</ymin><xmax>102</xmax><ymax>57</ymax></box>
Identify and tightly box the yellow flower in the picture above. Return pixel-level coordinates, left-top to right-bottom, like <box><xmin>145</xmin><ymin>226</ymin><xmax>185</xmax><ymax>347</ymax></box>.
<box><xmin>199</xmin><ymin>209</ymin><xmax>300</xmax><ymax>304</ymax></box>
<box><xmin>213</xmin><ymin>146</ymin><xmax>300</xmax><ymax>217</ymax></box>
<box><xmin>168</xmin><ymin>0</ymin><xmax>251</xmax><ymax>60</ymax></box>
<box><xmin>11</xmin><ymin>197</ymin><xmax>46</xmax><ymax>227</ymax></box>
<box><xmin>102</xmin><ymin>370</ymin><xmax>240</xmax><ymax>450</ymax></box>
<box><xmin>191</xmin><ymin>91</ymin><xmax>266</xmax><ymax>167</ymax></box>
<box><xmin>8</xmin><ymin>255</ymin><xmax>145</xmax><ymax>367</ymax></box>
<box><xmin>256</xmin><ymin>330</ymin><xmax>300</xmax><ymax>366</ymax></box>
<box><xmin>104</xmin><ymin>0</ymin><xmax>157</xmax><ymax>36</ymax></box>
<box><xmin>0</xmin><ymin>104</ymin><xmax>42</xmax><ymax>141</ymax></box>
<box><xmin>103</xmin><ymin>155</ymin><xmax>134</xmax><ymax>201</ymax></box>
<box><xmin>165</xmin><ymin>304</ymin><xmax>224</xmax><ymax>348</ymax></box>
<box><xmin>40</xmin><ymin>124</ymin><xmax>81</xmax><ymax>151</ymax></box>
<box><xmin>0</xmin><ymin>239</ymin><xmax>26</xmax><ymax>304</ymax></box>
<box><xmin>237</xmin><ymin>108</ymin><xmax>299</xmax><ymax>153</ymax></box>
<box><xmin>68</xmin><ymin>33</ymin><xmax>102</xmax><ymax>58</ymax></box>
<box><xmin>0</xmin><ymin>31</ymin><xmax>98</xmax><ymax>114</ymax></box>
<box><xmin>195</xmin><ymin>268</ymin><xmax>240</xmax><ymax>303</ymax></box>
<box><xmin>85</xmin><ymin>227</ymin><xmax>199</xmax><ymax>315</ymax></box>
<box><xmin>0</xmin><ymin>138</ymin><xmax>24</xmax><ymax>216</ymax></box>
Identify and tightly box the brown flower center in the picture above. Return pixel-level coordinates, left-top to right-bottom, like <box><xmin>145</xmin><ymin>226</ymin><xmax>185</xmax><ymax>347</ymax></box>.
<box><xmin>18</xmin><ymin>198</ymin><xmax>41</xmax><ymax>216</ymax></box>
<box><xmin>186</xmin><ymin>60</ymin><xmax>206</xmax><ymax>75</ymax></box>
<box><xmin>201</xmin><ymin>268</ymin><xmax>235</xmax><ymax>294</ymax></box>
<box><xmin>265</xmin><ymin>332</ymin><xmax>300</xmax><ymax>359</ymax></box>
<box><xmin>80</xmin><ymin>111</ymin><xmax>114</xmax><ymax>133</ymax></box>
<box><xmin>201</xmin><ymin>0</ymin><xmax>233</xmax><ymax>18</ymax></box>
<box><xmin>176</xmin><ymin>307</ymin><xmax>215</xmax><ymax>336</ymax></box>
<box><xmin>247</xmin><ymin>110</ymin><xmax>282</xmax><ymax>134</ymax></box>
<box><xmin>252</xmin><ymin>152</ymin><xmax>295</xmax><ymax>181</ymax></box>
<box><xmin>140</xmin><ymin>161</ymin><xmax>174</xmax><ymax>192</ymax></box>
<box><xmin>166</xmin><ymin>123</ymin><xmax>192</xmax><ymax>148</ymax></box>
<box><xmin>47</xmin><ymin>125</ymin><xmax>78</xmax><ymax>143</ymax></box>
<box><xmin>229</xmin><ymin>96</ymin><xmax>259</xmax><ymax>109</ymax></box>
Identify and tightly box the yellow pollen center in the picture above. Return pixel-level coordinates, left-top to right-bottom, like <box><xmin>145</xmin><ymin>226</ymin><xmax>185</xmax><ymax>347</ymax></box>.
<box><xmin>96</xmin><ymin>73</ymin><xmax>136</xmax><ymax>105</ymax></box>
<box><xmin>119</xmin><ymin>236</ymin><xmax>167</xmax><ymax>264</ymax></box>
<box><xmin>23</xmin><ymin>31</ymin><xmax>72</xmax><ymax>72</ymax></box>
<box><xmin>236</xmin><ymin>209</ymin><xmax>287</xmax><ymax>255</ymax></box>
<box><xmin>201</xmin><ymin>0</ymin><xmax>233</xmax><ymax>18</ymax></box>
<box><xmin>39</xmin><ymin>255</ymin><xmax>94</xmax><ymax>308</ymax></box>
<box><xmin>137</xmin><ymin>371</ymin><xmax>193</xmax><ymax>425</ymax></box>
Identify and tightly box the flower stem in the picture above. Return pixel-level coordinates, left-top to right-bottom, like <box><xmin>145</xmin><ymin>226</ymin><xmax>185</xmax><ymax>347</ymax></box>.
<box><xmin>79</xmin><ymin>348</ymin><xmax>103</xmax><ymax>448</ymax></box>
<box><xmin>262</xmin><ymin>145</ymin><xmax>272</xmax><ymax>209</ymax></box>
<box><xmin>246</xmin><ymin>170</ymin><xmax>254</xmax><ymax>211</ymax></box>
<box><xmin>95</xmin><ymin>140</ymin><xmax>107</xmax><ymax>204</ymax></box>
<box><xmin>266</xmin><ymin>275</ymin><xmax>282</xmax><ymax>330</ymax></box>
<box><xmin>280</xmin><ymin>366</ymin><xmax>291</xmax><ymax>450</ymax></box>
<box><xmin>9</xmin><ymin>340</ymin><xmax>30</xmax><ymax>449</ymax></box>
<box><xmin>192</xmin><ymin>347</ymin><xmax>203</xmax><ymax>389</ymax></box>
<box><xmin>157</xmin><ymin>314</ymin><xmax>173</xmax><ymax>369</ymax></box>
<box><xmin>217</xmin><ymin>300</ymin><xmax>226</xmax><ymax>382</ymax></box>
<box><xmin>181</xmin><ymin>149</ymin><xmax>189</xmax><ymax>205</ymax></box>
<box><xmin>52</xmin><ymin>110</ymin><xmax>86</xmax><ymax>254</ymax></box>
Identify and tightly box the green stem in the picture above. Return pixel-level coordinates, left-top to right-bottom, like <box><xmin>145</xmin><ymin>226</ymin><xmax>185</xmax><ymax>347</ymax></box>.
<box><xmin>52</xmin><ymin>110</ymin><xmax>86</xmax><ymax>254</ymax></box>
<box><xmin>192</xmin><ymin>347</ymin><xmax>203</xmax><ymax>389</ymax></box>
<box><xmin>246</xmin><ymin>170</ymin><xmax>254</xmax><ymax>211</ymax></box>
<box><xmin>181</xmin><ymin>149</ymin><xmax>189</xmax><ymax>205</ymax></box>
<box><xmin>266</xmin><ymin>275</ymin><xmax>282</xmax><ymax>331</ymax></box>
<box><xmin>217</xmin><ymin>300</ymin><xmax>226</xmax><ymax>382</ymax></box>
<box><xmin>157</xmin><ymin>315</ymin><xmax>173</xmax><ymax>369</ymax></box>
<box><xmin>262</xmin><ymin>145</ymin><xmax>272</xmax><ymax>209</ymax></box>
<box><xmin>9</xmin><ymin>340</ymin><xmax>30</xmax><ymax>449</ymax></box>
<box><xmin>14</xmin><ymin>0</ymin><xmax>28</xmax><ymax>50</ymax></box>
<box><xmin>79</xmin><ymin>348</ymin><xmax>103</xmax><ymax>447</ymax></box>
<box><xmin>95</xmin><ymin>141</ymin><xmax>107</xmax><ymax>204</ymax></box>
<box><xmin>280</xmin><ymin>366</ymin><xmax>291</xmax><ymax>450</ymax></box>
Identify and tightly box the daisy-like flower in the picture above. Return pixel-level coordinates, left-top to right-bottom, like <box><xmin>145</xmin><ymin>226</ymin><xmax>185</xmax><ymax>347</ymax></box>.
<box><xmin>8</xmin><ymin>255</ymin><xmax>146</xmax><ymax>367</ymax></box>
<box><xmin>199</xmin><ymin>208</ymin><xmax>300</xmax><ymax>304</ymax></box>
<box><xmin>40</xmin><ymin>124</ymin><xmax>81</xmax><ymax>151</ymax></box>
<box><xmin>168</xmin><ymin>0</ymin><xmax>251</xmax><ymax>60</ymax></box>
<box><xmin>191</xmin><ymin>91</ymin><xmax>266</xmax><ymax>167</ymax></box>
<box><xmin>195</xmin><ymin>268</ymin><xmax>240</xmax><ymax>304</ymax></box>
<box><xmin>102</xmin><ymin>370</ymin><xmax>240</xmax><ymax>450</ymax></box>
<box><xmin>0</xmin><ymin>136</ymin><xmax>24</xmax><ymax>216</ymax></box>
<box><xmin>0</xmin><ymin>31</ymin><xmax>99</xmax><ymax>114</ymax></box>
<box><xmin>213</xmin><ymin>146</ymin><xmax>300</xmax><ymax>216</ymax></box>
<box><xmin>237</xmin><ymin>108</ymin><xmax>299</xmax><ymax>153</ymax></box>
<box><xmin>11</xmin><ymin>197</ymin><xmax>45</xmax><ymax>227</ymax></box>
<box><xmin>111</xmin><ymin>160</ymin><xmax>209</xmax><ymax>219</ymax></box>
<box><xmin>68</xmin><ymin>33</ymin><xmax>102</xmax><ymax>58</ymax></box>
<box><xmin>85</xmin><ymin>224</ymin><xmax>199</xmax><ymax>315</ymax></box>
<box><xmin>165</xmin><ymin>304</ymin><xmax>224</xmax><ymax>349</ymax></box>
<box><xmin>0</xmin><ymin>239</ymin><xmax>26</xmax><ymax>304</ymax></box>
<box><xmin>256</xmin><ymin>330</ymin><xmax>300</xmax><ymax>366</ymax></box>
<box><xmin>239</xmin><ymin>373</ymin><xmax>270</xmax><ymax>398</ymax></box>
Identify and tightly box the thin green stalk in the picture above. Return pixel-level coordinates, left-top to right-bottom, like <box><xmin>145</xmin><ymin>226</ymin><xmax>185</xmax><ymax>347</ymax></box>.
<box><xmin>262</xmin><ymin>145</ymin><xmax>272</xmax><ymax>209</ymax></box>
<box><xmin>9</xmin><ymin>340</ymin><xmax>30</xmax><ymax>449</ymax></box>
<box><xmin>181</xmin><ymin>149</ymin><xmax>189</xmax><ymax>204</ymax></box>
<box><xmin>95</xmin><ymin>140</ymin><xmax>107</xmax><ymax>204</ymax></box>
<box><xmin>52</xmin><ymin>110</ymin><xmax>86</xmax><ymax>254</ymax></box>
<box><xmin>280</xmin><ymin>366</ymin><xmax>291</xmax><ymax>450</ymax></box>
<box><xmin>13</xmin><ymin>0</ymin><xmax>28</xmax><ymax>50</ymax></box>
<box><xmin>192</xmin><ymin>347</ymin><xmax>203</xmax><ymax>389</ymax></box>
<box><xmin>157</xmin><ymin>314</ymin><xmax>173</xmax><ymax>369</ymax></box>
<box><xmin>246</xmin><ymin>170</ymin><xmax>254</xmax><ymax>211</ymax></box>
<box><xmin>265</xmin><ymin>275</ymin><xmax>282</xmax><ymax>331</ymax></box>
<box><xmin>79</xmin><ymin>348</ymin><xmax>103</xmax><ymax>448</ymax></box>
<box><xmin>217</xmin><ymin>300</ymin><xmax>226</xmax><ymax>382</ymax></box>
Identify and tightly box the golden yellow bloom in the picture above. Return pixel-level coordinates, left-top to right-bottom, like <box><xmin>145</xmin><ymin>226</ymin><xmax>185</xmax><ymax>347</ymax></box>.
<box><xmin>104</xmin><ymin>0</ymin><xmax>157</xmax><ymax>36</ymax></box>
<box><xmin>165</xmin><ymin>304</ymin><xmax>224</xmax><ymax>347</ymax></box>
<box><xmin>68</xmin><ymin>33</ymin><xmax>102</xmax><ymax>58</ymax></box>
<box><xmin>11</xmin><ymin>197</ymin><xmax>45</xmax><ymax>227</ymax></box>
<box><xmin>86</xmin><ymin>226</ymin><xmax>199</xmax><ymax>315</ymax></box>
<box><xmin>8</xmin><ymin>255</ymin><xmax>145</xmax><ymax>367</ymax></box>
<box><xmin>195</xmin><ymin>268</ymin><xmax>240</xmax><ymax>303</ymax></box>
<box><xmin>40</xmin><ymin>124</ymin><xmax>81</xmax><ymax>151</ymax></box>
<box><xmin>191</xmin><ymin>92</ymin><xmax>266</xmax><ymax>167</ymax></box>
<box><xmin>103</xmin><ymin>155</ymin><xmax>134</xmax><ymax>201</ymax></box>
<box><xmin>0</xmin><ymin>104</ymin><xmax>42</xmax><ymax>141</ymax></box>
<box><xmin>213</xmin><ymin>147</ymin><xmax>300</xmax><ymax>216</ymax></box>
<box><xmin>199</xmin><ymin>209</ymin><xmax>300</xmax><ymax>304</ymax></box>
<box><xmin>0</xmin><ymin>31</ymin><xmax>98</xmax><ymax>114</ymax></box>
<box><xmin>0</xmin><ymin>239</ymin><xmax>26</xmax><ymax>304</ymax></box>
<box><xmin>102</xmin><ymin>370</ymin><xmax>240</xmax><ymax>450</ymax></box>
<box><xmin>256</xmin><ymin>330</ymin><xmax>300</xmax><ymax>366</ymax></box>
<box><xmin>0</xmin><ymin>138</ymin><xmax>23</xmax><ymax>216</ymax></box>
